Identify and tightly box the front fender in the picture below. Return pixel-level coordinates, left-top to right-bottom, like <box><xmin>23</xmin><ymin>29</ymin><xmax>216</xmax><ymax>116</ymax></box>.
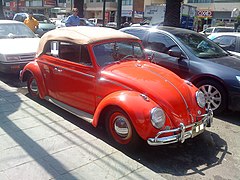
<box><xmin>93</xmin><ymin>90</ymin><xmax>164</xmax><ymax>140</ymax></box>
<box><xmin>21</xmin><ymin>61</ymin><xmax>47</xmax><ymax>99</ymax></box>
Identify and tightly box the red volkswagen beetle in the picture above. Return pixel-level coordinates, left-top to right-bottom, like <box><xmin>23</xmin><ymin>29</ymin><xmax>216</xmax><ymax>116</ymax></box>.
<box><xmin>20</xmin><ymin>27</ymin><xmax>213</xmax><ymax>146</ymax></box>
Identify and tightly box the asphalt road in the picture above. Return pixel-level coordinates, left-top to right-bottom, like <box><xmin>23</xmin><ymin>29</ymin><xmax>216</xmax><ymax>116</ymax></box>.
<box><xmin>1</xmin><ymin>72</ymin><xmax>240</xmax><ymax>179</ymax></box>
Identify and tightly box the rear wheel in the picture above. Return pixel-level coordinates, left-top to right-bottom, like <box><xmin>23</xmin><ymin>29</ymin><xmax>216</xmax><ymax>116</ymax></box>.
<box><xmin>195</xmin><ymin>80</ymin><xmax>227</xmax><ymax>114</ymax></box>
<box><xmin>105</xmin><ymin>107</ymin><xmax>140</xmax><ymax>147</ymax></box>
<box><xmin>27</xmin><ymin>75</ymin><xmax>39</xmax><ymax>98</ymax></box>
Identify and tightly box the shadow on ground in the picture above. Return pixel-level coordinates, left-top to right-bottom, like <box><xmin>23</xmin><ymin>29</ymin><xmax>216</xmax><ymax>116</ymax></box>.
<box><xmin>31</xmin><ymin>96</ymin><xmax>229</xmax><ymax>177</ymax></box>
<box><xmin>215</xmin><ymin>111</ymin><xmax>240</xmax><ymax>126</ymax></box>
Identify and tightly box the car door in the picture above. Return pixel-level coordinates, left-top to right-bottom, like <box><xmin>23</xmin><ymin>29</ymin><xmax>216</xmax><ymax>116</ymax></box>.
<box><xmin>145</xmin><ymin>31</ymin><xmax>190</xmax><ymax>78</ymax></box>
<box><xmin>37</xmin><ymin>41</ymin><xmax>60</xmax><ymax>100</ymax></box>
<box><xmin>47</xmin><ymin>41</ymin><xmax>96</xmax><ymax>113</ymax></box>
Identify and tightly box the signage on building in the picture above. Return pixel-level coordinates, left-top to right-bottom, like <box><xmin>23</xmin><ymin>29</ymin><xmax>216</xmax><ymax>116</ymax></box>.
<box><xmin>197</xmin><ymin>9</ymin><xmax>213</xmax><ymax>18</ymax></box>
<box><xmin>44</xmin><ymin>0</ymin><xmax>56</xmax><ymax>6</ymax></box>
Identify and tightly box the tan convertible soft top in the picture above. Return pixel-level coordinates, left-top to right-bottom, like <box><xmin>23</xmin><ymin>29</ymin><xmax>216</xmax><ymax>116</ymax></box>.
<box><xmin>37</xmin><ymin>26</ymin><xmax>139</xmax><ymax>57</ymax></box>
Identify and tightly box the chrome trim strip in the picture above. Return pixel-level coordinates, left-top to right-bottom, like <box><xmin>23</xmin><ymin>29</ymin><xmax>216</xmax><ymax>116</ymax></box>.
<box><xmin>99</xmin><ymin>77</ymin><xmax>133</xmax><ymax>90</ymax></box>
<box><xmin>38</xmin><ymin>60</ymin><xmax>95</xmax><ymax>78</ymax></box>
<box><xmin>44</xmin><ymin>96</ymin><xmax>94</xmax><ymax>123</ymax></box>
<box><xmin>147</xmin><ymin>108</ymin><xmax>213</xmax><ymax>146</ymax></box>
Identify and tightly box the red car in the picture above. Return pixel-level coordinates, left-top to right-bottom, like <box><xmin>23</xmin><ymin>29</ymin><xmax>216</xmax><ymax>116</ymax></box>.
<box><xmin>20</xmin><ymin>27</ymin><xmax>213</xmax><ymax>146</ymax></box>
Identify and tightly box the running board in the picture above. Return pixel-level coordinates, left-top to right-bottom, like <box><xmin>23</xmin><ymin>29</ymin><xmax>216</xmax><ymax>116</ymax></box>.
<box><xmin>44</xmin><ymin>96</ymin><xmax>93</xmax><ymax>124</ymax></box>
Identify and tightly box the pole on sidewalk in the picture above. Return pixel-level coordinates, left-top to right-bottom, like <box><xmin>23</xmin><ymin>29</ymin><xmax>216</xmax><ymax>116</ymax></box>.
<box><xmin>117</xmin><ymin>0</ymin><xmax>122</xmax><ymax>29</ymax></box>
<box><xmin>102</xmin><ymin>0</ymin><xmax>106</xmax><ymax>27</ymax></box>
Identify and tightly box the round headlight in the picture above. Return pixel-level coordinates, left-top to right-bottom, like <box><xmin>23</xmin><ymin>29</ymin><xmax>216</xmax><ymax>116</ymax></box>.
<box><xmin>196</xmin><ymin>90</ymin><xmax>206</xmax><ymax>108</ymax></box>
<box><xmin>150</xmin><ymin>107</ymin><xmax>166</xmax><ymax>129</ymax></box>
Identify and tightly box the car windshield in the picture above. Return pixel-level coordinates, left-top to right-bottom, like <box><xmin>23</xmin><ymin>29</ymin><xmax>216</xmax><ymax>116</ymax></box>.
<box><xmin>174</xmin><ymin>32</ymin><xmax>229</xmax><ymax>58</ymax></box>
<box><xmin>93</xmin><ymin>41</ymin><xmax>145</xmax><ymax>67</ymax></box>
<box><xmin>0</xmin><ymin>23</ymin><xmax>36</xmax><ymax>39</ymax></box>
<box><xmin>33</xmin><ymin>15</ymin><xmax>50</xmax><ymax>23</ymax></box>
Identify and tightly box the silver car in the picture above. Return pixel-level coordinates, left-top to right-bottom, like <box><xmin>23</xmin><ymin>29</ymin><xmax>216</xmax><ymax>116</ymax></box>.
<box><xmin>0</xmin><ymin>20</ymin><xmax>40</xmax><ymax>74</ymax></box>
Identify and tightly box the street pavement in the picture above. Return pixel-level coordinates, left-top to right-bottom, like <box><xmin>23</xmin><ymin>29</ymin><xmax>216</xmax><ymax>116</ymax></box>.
<box><xmin>1</xmin><ymin>79</ymin><xmax>240</xmax><ymax>180</ymax></box>
<box><xmin>0</xmin><ymin>80</ymin><xmax>166</xmax><ymax>180</ymax></box>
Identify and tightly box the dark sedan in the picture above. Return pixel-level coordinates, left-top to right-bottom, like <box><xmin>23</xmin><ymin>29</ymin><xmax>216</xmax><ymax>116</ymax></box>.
<box><xmin>121</xmin><ymin>26</ymin><xmax>240</xmax><ymax>114</ymax></box>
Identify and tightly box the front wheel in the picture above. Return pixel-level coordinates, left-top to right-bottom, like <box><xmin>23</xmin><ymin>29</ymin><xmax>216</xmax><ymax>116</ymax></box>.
<box><xmin>105</xmin><ymin>107</ymin><xmax>140</xmax><ymax>147</ymax></box>
<box><xmin>27</xmin><ymin>75</ymin><xmax>39</xmax><ymax>98</ymax></box>
<box><xmin>195</xmin><ymin>80</ymin><xmax>227</xmax><ymax>114</ymax></box>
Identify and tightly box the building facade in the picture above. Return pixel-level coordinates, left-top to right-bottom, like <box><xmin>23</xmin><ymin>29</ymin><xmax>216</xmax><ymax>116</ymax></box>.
<box><xmin>185</xmin><ymin>0</ymin><xmax>240</xmax><ymax>27</ymax></box>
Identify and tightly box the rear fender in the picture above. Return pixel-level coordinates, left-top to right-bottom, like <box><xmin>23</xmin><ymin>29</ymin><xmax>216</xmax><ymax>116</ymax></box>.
<box><xmin>93</xmin><ymin>91</ymin><xmax>161</xmax><ymax>140</ymax></box>
<box><xmin>21</xmin><ymin>61</ymin><xmax>47</xmax><ymax>99</ymax></box>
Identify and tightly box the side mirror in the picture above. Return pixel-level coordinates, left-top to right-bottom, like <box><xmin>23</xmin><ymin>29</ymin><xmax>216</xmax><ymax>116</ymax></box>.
<box><xmin>168</xmin><ymin>49</ymin><xmax>183</xmax><ymax>58</ymax></box>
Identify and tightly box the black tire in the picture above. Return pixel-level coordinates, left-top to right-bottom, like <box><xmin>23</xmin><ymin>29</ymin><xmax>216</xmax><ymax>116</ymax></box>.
<box><xmin>195</xmin><ymin>80</ymin><xmax>227</xmax><ymax>114</ymax></box>
<box><xmin>27</xmin><ymin>75</ymin><xmax>39</xmax><ymax>99</ymax></box>
<box><xmin>105</xmin><ymin>107</ymin><xmax>141</xmax><ymax>148</ymax></box>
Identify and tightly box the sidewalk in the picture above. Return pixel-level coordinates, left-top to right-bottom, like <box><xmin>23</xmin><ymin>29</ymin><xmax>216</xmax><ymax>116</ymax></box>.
<box><xmin>0</xmin><ymin>81</ymin><xmax>165</xmax><ymax>180</ymax></box>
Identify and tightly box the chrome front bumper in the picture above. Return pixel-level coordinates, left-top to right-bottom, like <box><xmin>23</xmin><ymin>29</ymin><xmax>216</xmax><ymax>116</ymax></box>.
<box><xmin>147</xmin><ymin>109</ymin><xmax>213</xmax><ymax>146</ymax></box>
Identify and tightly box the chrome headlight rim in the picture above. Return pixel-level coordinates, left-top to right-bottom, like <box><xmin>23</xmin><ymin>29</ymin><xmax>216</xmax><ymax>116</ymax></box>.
<box><xmin>196</xmin><ymin>90</ymin><xmax>206</xmax><ymax>108</ymax></box>
<box><xmin>150</xmin><ymin>107</ymin><xmax>166</xmax><ymax>129</ymax></box>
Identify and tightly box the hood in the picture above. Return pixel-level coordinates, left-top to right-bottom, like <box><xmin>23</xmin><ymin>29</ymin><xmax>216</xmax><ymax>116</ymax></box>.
<box><xmin>206</xmin><ymin>55</ymin><xmax>240</xmax><ymax>71</ymax></box>
<box><xmin>101</xmin><ymin>61</ymin><xmax>199</xmax><ymax>126</ymax></box>
<box><xmin>0</xmin><ymin>38</ymin><xmax>40</xmax><ymax>55</ymax></box>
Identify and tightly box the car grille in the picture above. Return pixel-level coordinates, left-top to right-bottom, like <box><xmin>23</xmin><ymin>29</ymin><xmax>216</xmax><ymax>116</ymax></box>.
<box><xmin>6</xmin><ymin>53</ymin><xmax>36</xmax><ymax>62</ymax></box>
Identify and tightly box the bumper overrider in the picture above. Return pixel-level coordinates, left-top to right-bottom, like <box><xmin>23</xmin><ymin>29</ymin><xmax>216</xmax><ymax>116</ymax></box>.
<box><xmin>147</xmin><ymin>109</ymin><xmax>213</xmax><ymax>146</ymax></box>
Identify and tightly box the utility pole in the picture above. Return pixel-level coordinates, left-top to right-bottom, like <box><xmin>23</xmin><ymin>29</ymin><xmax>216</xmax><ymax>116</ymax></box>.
<box><xmin>16</xmin><ymin>0</ymin><xmax>19</xmax><ymax>13</ymax></box>
<box><xmin>102</xmin><ymin>0</ymin><xmax>106</xmax><ymax>27</ymax></box>
<box><xmin>117</xmin><ymin>0</ymin><xmax>122</xmax><ymax>29</ymax></box>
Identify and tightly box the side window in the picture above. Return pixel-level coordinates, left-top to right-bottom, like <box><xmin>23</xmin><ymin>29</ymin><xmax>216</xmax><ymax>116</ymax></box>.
<box><xmin>204</xmin><ymin>28</ymin><xmax>213</xmax><ymax>33</ymax></box>
<box><xmin>80</xmin><ymin>19</ymin><xmax>86</xmax><ymax>26</ymax></box>
<box><xmin>213</xmin><ymin>36</ymin><xmax>236</xmax><ymax>51</ymax></box>
<box><xmin>80</xmin><ymin>45</ymin><xmax>92</xmax><ymax>66</ymax></box>
<box><xmin>147</xmin><ymin>32</ymin><xmax>178</xmax><ymax>54</ymax></box>
<box><xmin>43</xmin><ymin>41</ymin><xmax>92</xmax><ymax>66</ymax></box>
<box><xmin>43</xmin><ymin>41</ymin><xmax>59</xmax><ymax>57</ymax></box>
<box><xmin>59</xmin><ymin>42</ymin><xmax>80</xmax><ymax>63</ymax></box>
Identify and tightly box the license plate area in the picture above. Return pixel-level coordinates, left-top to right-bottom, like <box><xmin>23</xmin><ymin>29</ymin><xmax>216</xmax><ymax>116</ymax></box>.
<box><xmin>192</xmin><ymin>121</ymin><xmax>205</xmax><ymax>138</ymax></box>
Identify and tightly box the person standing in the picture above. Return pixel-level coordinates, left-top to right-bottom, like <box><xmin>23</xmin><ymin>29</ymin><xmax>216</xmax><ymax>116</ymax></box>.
<box><xmin>24</xmin><ymin>12</ymin><xmax>39</xmax><ymax>32</ymax></box>
<box><xmin>65</xmin><ymin>8</ymin><xmax>81</xmax><ymax>27</ymax></box>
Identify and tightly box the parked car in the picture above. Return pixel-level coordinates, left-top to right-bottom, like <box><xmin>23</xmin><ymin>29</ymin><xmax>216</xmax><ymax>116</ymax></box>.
<box><xmin>88</xmin><ymin>18</ymin><xmax>104</xmax><ymax>26</ymax></box>
<box><xmin>120</xmin><ymin>26</ymin><xmax>240</xmax><ymax>114</ymax></box>
<box><xmin>208</xmin><ymin>32</ymin><xmax>240</xmax><ymax>58</ymax></box>
<box><xmin>13</xmin><ymin>13</ymin><xmax>56</xmax><ymax>37</ymax></box>
<box><xmin>20</xmin><ymin>26</ymin><xmax>212</xmax><ymax>147</ymax></box>
<box><xmin>0</xmin><ymin>20</ymin><xmax>40</xmax><ymax>74</ymax></box>
<box><xmin>199</xmin><ymin>26</ymin><xmax>235</xmax><ymax>36</ymax></box>
<box><xmin>105</xmin><ymin>22</ymin><xmax>117</xmax><ymax>29</ymax></box>
<box><xmin>55</xmin><ymin>17</ymin><xmax>95</xmax><ymax>28</ymax></box>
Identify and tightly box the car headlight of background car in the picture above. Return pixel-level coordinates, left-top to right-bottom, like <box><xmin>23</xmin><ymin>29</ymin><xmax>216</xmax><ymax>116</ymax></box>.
<box><xmin>0</xmin><ymin>54</ymin><xmax>7</xmax><ymax>62</ymax></box>
<box><xmin>150</xmin><ymin>107</ymin><xmax>166</xmax><ymax>129</ymax></box>
<box><xmin>196</xmin><ymin>90</ymin><xmax>206</xmax><ymax>108</ymax></box>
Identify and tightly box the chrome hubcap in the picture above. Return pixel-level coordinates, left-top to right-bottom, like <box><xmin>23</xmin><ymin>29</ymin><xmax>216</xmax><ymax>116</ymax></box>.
<box><xmin>30</xmin><ymin>79</ymin><xmax>38</xmax><ymax>94</ymax></box>
<box><xmin>199</xmin><ymin>84</ymin><xmax>221</xmax><ymax>111</ymax></box>
<box><xmin>114</xmin><ymin>116</ymin><xmax>129</xmax><ymax>138</ymax></box>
